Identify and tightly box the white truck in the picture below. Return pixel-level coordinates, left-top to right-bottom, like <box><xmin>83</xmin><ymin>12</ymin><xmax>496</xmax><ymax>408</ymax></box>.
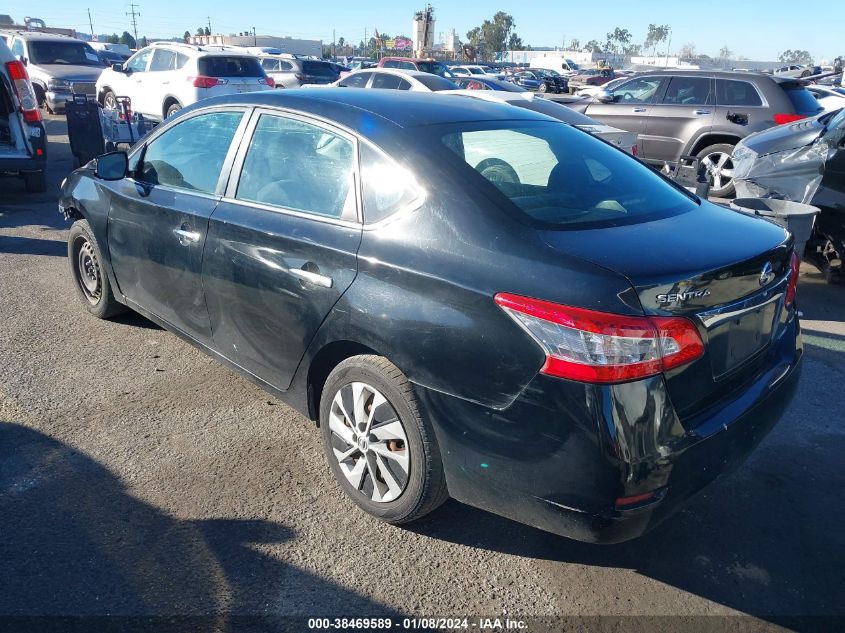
<box><xmin>529</xmin><ymin>56</ymin><xmax>582</xmax><ymax>75</ymax></box>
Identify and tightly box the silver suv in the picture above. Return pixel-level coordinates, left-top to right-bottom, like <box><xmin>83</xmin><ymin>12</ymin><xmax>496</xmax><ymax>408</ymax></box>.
<box><xmin>5</xmin><ymin>31</ymin><xmax>103</xmax><ymax>114</ymax></box>
<box><xmin>259</xmin><ymin>55</ymin><xmax>340</xmax><ymax>88</ymax></box>
<box><xmin>577</xmin><ymin>70</ymin><xmax>823</xmax><ymax>196</ymax></box>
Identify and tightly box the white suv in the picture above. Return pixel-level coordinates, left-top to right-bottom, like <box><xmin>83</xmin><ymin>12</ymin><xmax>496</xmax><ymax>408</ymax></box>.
<box><xmin>95</xmin><ymin>42</ymin><xmax>273</xmax><ymax>121</ymax></box>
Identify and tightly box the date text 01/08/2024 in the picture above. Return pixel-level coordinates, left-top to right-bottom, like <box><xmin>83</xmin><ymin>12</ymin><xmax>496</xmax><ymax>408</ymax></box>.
<box><xmin>307</xmin><ymin>617</ymin><xmax>528</xmax><ymax>630</ymax></box>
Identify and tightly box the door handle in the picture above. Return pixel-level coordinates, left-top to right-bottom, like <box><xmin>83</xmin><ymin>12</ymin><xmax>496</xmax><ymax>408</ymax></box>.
<box><xmin>173</xmin><ymin>228</ymin><xmax>200</xmax><ymax>244</ymax></box>
<box><xmin>633</xmin><ymin>107</ymin><xmax>647</xmax><ymax>113</ymax></box>
<box><xmin>693</xmin><ymin>109</ymin><xmax>711</xmax><ymax>115</ymax></box>
<box><xmin>290</xmin><ymin>267</ymin><xmax>333</xmax><ymax>288</ymax></box>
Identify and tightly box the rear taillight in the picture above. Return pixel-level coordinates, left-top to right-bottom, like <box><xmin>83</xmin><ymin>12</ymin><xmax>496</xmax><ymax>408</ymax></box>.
<box><xmin>495</xmin><ymin>293</ymin><xmax>705</xmax><ymax>383</ymax></box>
<box><xmin>5</xmin><ymin>60</ymin><xmax>41</xmax><ymax>123</ymax></box>
<box><xmin>773</xmin><ymin>113</ymin><xmax>805</xmax><ymax>125</ymax></box>
<box><xmin>631</xmin><ymin>144</ymin><xmax>638</xmax><ymax>156</ymax></box>
<box><xmin>785</xmin><ymin>251</ymin><xmax>800</xmax><ymax>308</ymax></box>
<box><xmin>190</xmin><ymin>75</ymin><xmax>226</xmax><ymax>88</ymax></box>
<box><xmin>261</xmin><ymin>76</ymin><xmax>275</xmax><ymax>88</ymax></box>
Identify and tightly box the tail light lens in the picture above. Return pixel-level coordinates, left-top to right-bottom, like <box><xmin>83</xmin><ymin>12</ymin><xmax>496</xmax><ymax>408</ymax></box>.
<box><xmin>261</xmin><ymin>76</ymin><xmax>275</xmax><ymax>88</ymax></box>
<box><xmin>631</xmin><ymin>144</ymin><xmax>638</xmax><ymax>156</ymax></box>
<box><xmin>773</xmin><ymin>113</ymin><xmax>805</xmax><ymax>125</ymax></box>
<box><xmin>495</xmin><ymin>293</ymin><xmax>705</xmax><ymax>383</ymax></box>
<box><xmin>5</xmin><ymin>60</ymin><xmax>41</xmax><ymax>123</ymax></box>
<box><xmin>785</xmin><ymin>251</ymin><xmax>800</xmax><ymax>308</ymax></box>
<box><xmin>190</xmin><ymin>75</ymin><xmax>226</xmax><ymax>88</ymax></box>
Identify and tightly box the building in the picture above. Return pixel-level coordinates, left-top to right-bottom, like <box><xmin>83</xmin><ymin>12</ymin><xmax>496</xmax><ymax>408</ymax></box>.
<box><xmin>188</xmin><ymin>33</ymin><xmax>321</xmax><ymax>57</ymax></box>
<box><xmin>498</xmin><ymin>49</ymin><xmax>593</xmax><ymax>66</ymax></box>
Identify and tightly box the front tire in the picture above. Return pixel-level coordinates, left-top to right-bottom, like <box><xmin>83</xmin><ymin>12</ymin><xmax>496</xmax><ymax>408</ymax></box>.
<box><xmin>319</xmin><ymin>355</ymin><xmax>448</xmax><ymax>525</ymax></box>
<box><xmin>68</xmin><ymin>220</ymin><xmax>126</xmax><ymax>319</ymax></box>
<box><xmin>102</xmin><ymin>90</ymin><xmax>117</xmax><ymax>110</ymax></box>
<box><xmin>697</xmin><ymin>143</ymin><xmax>737</xmax><ymax>198</ymax></box>
<box><xmin>165</xmin><ymin>102</ymin><xmax>182</xmax><ymax>118</ymax></box>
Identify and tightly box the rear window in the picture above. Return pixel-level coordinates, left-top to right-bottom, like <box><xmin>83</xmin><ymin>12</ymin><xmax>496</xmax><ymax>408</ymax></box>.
<box><xmin>417</xmin><ymin>61</ymin><xmax>451</xmax><ymax>77</ymax></box>
<box><xmin>716</xmin><ymin>79</ymin><xmax>762</xmax><ymax>106</ymax></box>
<box><xmin>415</xmin><ymin>74</ymin><xmax>458</xmax><ymax>91</ymax></box>
<box><xmin>784</xmin><ymin>86</ymin><xmax>824</xmax><ymax>116</ymax></box>
<box><xmin>302</xmin><ymin>61</ymin><xmax>339</xmax><ymax>78</ymax></box>
<box><xmin>198</xmin><ymin>56</ymin><xmax>264</xmax><ymax>77</ymax></box>
<box><xmin>440</xmin><ymin>121</ymin><xmax>696</xmax><ymax>230</ymax></box>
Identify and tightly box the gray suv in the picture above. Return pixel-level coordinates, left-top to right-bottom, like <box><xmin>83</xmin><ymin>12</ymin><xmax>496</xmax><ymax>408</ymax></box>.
<box><xmin>6</xmin><ymin>31</ymin><xmax>103</xmax><ymax>114</ymax></box>
<box><xmin>577</xmin><ymin>70</ymin><xmax>823</xmax><ymax>196</ymax></box>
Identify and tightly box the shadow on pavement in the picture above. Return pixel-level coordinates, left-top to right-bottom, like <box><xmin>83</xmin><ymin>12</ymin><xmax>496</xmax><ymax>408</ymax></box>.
<box><xmin>0</xmin><ymin>235</ymin><xmax>66</xmax><ymax>257</ymax></box>
<box><xmin>0</xmin><ymin>422</ymin><xmax>401</xmax><ymax>629</ymax></box>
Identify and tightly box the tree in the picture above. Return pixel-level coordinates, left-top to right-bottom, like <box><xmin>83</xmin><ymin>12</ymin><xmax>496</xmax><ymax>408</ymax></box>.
<box><xmin>507</xmin><ymin>32</ymin><xmax>524</xmax><ymax>51</ymax></box>
<box><xmin>196</xmin><ymin>27</ymin><xmax>205</xmax><ymax>36</ymax></box>
<box><xmin>466</xmin><ymin>12</ymin><xmax>518</xmax><ymax>60</ymax></box>
<box><xmin>623</xmin><ymin>44</ymin><xmax>641</xmax><ymax>57</ymax></box>
<box><xmin>204</xmin><ymin>26</ymin><xmax>211</xmax><ymax>36</ymax></box>
<box><xmin>604</xmin><ymin>27</ymin><xmax>631</xmax><ymax>57</ymax></box>
<box><xmin>778</xmin><ymin>49</ymin><xmax>813</xmax><ymax>65</ymax></box>
<box><xmin>678</xmin><ymin>42</ymin><xmax>696</xmax><ymax>60</ymax></box>
<box><xmin>119</xmin><ymin>31</ymin><xmax>136</xmax><ymax>49</ymax></box>
<box><xmin>644</xmin><ymin>24</ymin><xmax>670</xmax><ymax>57</ymax></box>
<box><xmin>719</xmin><ymin>45</ymin><xmax>733</xmax><ymax>60</ymax></box>
<box><xmin>583</xmin><ymin>39</ymin><xmax>602</xmax><ymax>53</ymax></box>
<box><xmin>183</xmin><ymin>30</ymin><xmax>191</xmax><ymax>42</ymax></box>
<box><xmin>569</xmin><ymin>38</ymin><xmax>580</xmax><ymax>51</ymax></box>
<box><xmin>106</xmin><ymin>33</ymin><xmax>120</xmax><ymax>44</ymax></box>
<box><xmin>337</xmin><ymin>36</ymin><xmax>345</xmax><ymax>48</ymax></box>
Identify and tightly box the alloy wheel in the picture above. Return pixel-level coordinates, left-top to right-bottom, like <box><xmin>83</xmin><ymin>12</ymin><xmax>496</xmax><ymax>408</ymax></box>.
<box><xmin>103</xmin><ymin>93</ymin><xmax>116</xmax><ymax>110</ymax></box>
<box><xmin>701</xmin><ymin>151</ymin><xmax>735</xmax><ymax>192</ymax></box>
<box><xmin>328</xmin><ymin>381</ymin><xmax>410</xmax><ymax>503</ymax></box>
<box><xmin>75</xmin><ymin>237</ymin><xmax>102</xmax><ymax>304</ymax></box>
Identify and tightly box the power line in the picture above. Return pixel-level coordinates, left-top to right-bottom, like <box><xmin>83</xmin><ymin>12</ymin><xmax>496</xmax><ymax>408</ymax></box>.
<box><xmin>126</xmin><ymin>3</ymin><xmax>140</xmax><ymax>42</ymax></box>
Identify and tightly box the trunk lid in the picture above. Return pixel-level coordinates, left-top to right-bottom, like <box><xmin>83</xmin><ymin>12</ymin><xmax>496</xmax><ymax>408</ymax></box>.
<box><xmin>540</xmin><ymin>201</ymin><xmax>794</xmax><ymax>418</ymax></box>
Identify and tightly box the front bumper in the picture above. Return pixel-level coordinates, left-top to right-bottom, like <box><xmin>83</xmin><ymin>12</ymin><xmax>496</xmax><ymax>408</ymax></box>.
<box><xmin>415</xmin><ymin>314</ymin><xmax>802</xmax><ymax>544</ymax></box>
<box><xmin>46</xmin><ymin>91</ymin><xmax>96</xmax><ymax>113</ymax></box>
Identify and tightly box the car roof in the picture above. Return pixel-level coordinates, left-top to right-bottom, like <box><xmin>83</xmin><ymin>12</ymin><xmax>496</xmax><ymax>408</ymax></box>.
<box><xmin>348</xmin><ymin>67</ymin><xmax>429</xmax><ymax>79</ymax></box>
<box><xmin>6</xmin><ymin>31</ymin><xmax>86</xmax><ymax>42</ymax></box>
<box><xmin>195</xmin><ymin>89</ymin><xmax>553</xmax><ymax>130</ymax></box>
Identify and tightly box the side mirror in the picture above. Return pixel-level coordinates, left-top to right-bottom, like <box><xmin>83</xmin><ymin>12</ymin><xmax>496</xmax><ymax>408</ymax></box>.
<box><xmin>596</xmin><ymin>89</ymin><xmax>614</xmax><ymax>103</ymax></box>
<box><xmin>95</xmin><ymin>151</ymin><xmax>128</xmax><ymax>180</ymax></box>
<box><xmin>18</xmin><ymin>55</ymin><xmax>27</xmax><ymax>66</ymax></box>
<box><xmin>111</xmin><ymin>63</ymin><xmax>125</xmax><ymax>72</ymax></box>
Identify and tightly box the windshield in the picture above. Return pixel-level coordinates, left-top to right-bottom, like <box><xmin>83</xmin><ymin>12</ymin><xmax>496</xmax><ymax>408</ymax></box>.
<box><xmin>468</xmin><ymin>67</ymin><xmax>484</xmax><ymax>75</ymax></box>
<box><xmin>824</xmin><ymin>108</ymin><xmax>845</xmax><ymax>134</ymax></box>
<box><xmin>198</xmin><ymin>56</ymin><xmax>264</xmax><ymax>77</ymax></box>
<box><xmin>30</xmin><ymin>41</ymin><xmax>102</xmax><ymax>66</ymax></box>
<box><xmin>417</xmin><ymin>74</ymin><xmax>458</xmax><ymax>91</ymax></box>
<box><xmin>417</xmin><ymin>61</ymin><xmax>451</xmax><ymax>77</ymax></box>
<box><xmin>440</xmin><ymin>121</ymin><xmax>696</xmax><ymax>229</ymax></box>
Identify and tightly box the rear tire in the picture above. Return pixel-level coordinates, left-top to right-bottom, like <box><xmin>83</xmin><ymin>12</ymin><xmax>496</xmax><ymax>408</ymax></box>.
<box><xmin>697</xmin><ymin>143</ymin><xmax>737</xmax><ymax>198</ymax></box>
<box><xmin>165</xmin><ymin>102</ymin><xmax>182</xmax><ymax>118</ymax></box>
<box><xmin>23</xmin><ymin>170</ymin><xmax>47</xmax><ymax>193</ymax></box>
<box><xmin>319</xmin><ymin>355</ymin><xmax>448</xmax><ymax>525</ymax></box>
<box><xmin>68</xmin><ymin>220</ymin><xmax>126</xmax><ymax>319</ymax></box>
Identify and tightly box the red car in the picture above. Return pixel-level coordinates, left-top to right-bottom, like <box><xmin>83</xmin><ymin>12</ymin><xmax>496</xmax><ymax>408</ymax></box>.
<box><xmin>567</xmin><ymin>67</ymin><xmax>617</xmax><ymax>94</ymax></box>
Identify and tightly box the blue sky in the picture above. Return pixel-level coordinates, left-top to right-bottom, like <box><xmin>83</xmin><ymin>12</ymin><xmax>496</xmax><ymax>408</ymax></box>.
<box><xmin>5</xmin><ymin>0</ymin><xmax>843</xmax><ymax>62</ymax></box>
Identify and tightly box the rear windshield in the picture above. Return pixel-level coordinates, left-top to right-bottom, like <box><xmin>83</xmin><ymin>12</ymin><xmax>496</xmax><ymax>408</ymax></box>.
<box><xmin>302</xmin><ymin>61</ymin><xmax>339</xmax><ymax>77</ymax></box>
<box><xmin>198</xmin><ymin>56</ymin><xmax>264</xmax><ymax>77</ymax></box>
<box><xmin>30</xmin><ymin>41</ymin><xmax>102</xmax><ymax>66</ymax></box>
<box><xmin>416</xmin><ymin>74</ymin><xmax>458</xmax><ymax>91</ymax></box>
<box><xmin>784</xmin><ymin>86</ymin><xmax>824</xmax><ymax>116</ymax></box>
<box><xmin>439</xmin><ymin>121</ymin><xmax>696</xmax><ymax>230</ymax></box>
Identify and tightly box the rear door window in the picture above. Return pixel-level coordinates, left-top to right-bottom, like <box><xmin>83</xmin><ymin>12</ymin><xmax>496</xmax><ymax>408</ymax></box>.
<box><xmin>661</xmin><ymin>76</ymin><xmax>712</xmax><ymax>105</ymax></box>
<box><xmin>235</xmin><ymin>114</ymin><xmax>356</xmax><ymax>220</ymax></box>
<box><xmin>138</xmin><ymin>111</ymin><xmax>244</xmax><ymax>194</ymax></box>
<box><xmin>198</xmin><ymin>56</ymin><xmax>263</xmax><ymax>77</ymax></box>
<box><xmin>302</xmin><ymin>61</ymin><xmax>338</xmax><ymax>78</ymax></box>
<box><xmin>261</xmin><ymin>58</ymin><xmax>280</xmax><ymax>71</ymax></box>
<box><xmin>716</xmin><ymin>80</ymin><xmax>762</xmax><ymax>106</ymax></box>
<box><xmin>360</xmin><ymin>144</ymin><xmax>422</xmax><ymax>224</ymax></box>
<box><xmin>371</xmin><ymin>73</ymin><xmax>404</xmax><ymax>89</ymax></box>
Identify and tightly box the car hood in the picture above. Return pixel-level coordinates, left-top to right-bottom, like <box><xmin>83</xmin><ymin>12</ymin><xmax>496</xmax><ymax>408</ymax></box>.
<box><xmin>740</xmin><ymin>115</ymin><xmax>825</xmax><ymax>155</ymax></box>
<box><xmin>36</xmin><ymin>64</ymin><xmax>103</xmax><ymax>82</ymax></box>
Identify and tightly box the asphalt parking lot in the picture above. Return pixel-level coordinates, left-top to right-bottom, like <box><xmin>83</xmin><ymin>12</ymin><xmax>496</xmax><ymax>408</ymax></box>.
<box><xmin>1</xmin><ymin>116</ymin><xmax>844</xmax><ymax>630</ymax></box>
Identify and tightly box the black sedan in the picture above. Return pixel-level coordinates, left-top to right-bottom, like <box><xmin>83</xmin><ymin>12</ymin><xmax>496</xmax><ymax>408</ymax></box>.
<box><xmin>59</xmin><ymin>90</ymin><xmax>802</xmax><ymax>543</ymax></box>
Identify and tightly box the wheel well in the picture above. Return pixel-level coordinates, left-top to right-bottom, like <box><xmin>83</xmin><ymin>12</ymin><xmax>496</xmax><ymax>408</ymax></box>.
<box><xmin>63</xmin><ymin>205</ymin><xmax>84</xmax><ymax>221</ymax></box>
<box><xmin>689</xmin><ymin>134</ymin><xmax>741</xmax><ymax>157</ymax></box>
<box><xmin>306</xmin><ymin>341</ymin><xmax>380</xmax><ymax>423</ymax></box>
<box><xmin>163</xmin><ymin>97</ymin><xmax>180</xmax><ymax>118</ymax></box>
<box><xmin>32</xmin><ymin>82</ymin><xmax>45</xmax><ymax>104</ymax></box>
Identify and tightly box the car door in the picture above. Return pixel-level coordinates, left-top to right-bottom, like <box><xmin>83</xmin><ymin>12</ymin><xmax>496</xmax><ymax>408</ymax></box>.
<box><xmin>107</xmin><ymin>108</ymin><xmax>249</xmax><ymax>340</ymax></box>
<box><xmin>584</xmin><ymin>75</ymin><xmax>665</xmax><ymax>156</ymax></box>
<box><xmin>146</xmin><ymin>48</ymin><xmax>178</xmax><ymax>118</ymax></box>
<box><xmin>119</xmin><ymin>48</ymin><xmax>153</xmax><ymax>114</ymax></box>
<box><xmin>202</xmin><ymin>110</ymin><xmax>362</xmax><ymax>390</ymax></box>
<box><xmin>642</xmin><ymin>75</ymin><xmax>714</xmax><ymax>162</ymax></box>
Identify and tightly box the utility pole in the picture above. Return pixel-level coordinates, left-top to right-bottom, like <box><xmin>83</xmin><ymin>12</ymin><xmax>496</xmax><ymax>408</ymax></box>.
<box><xmin>332</xmin><ymin>28</ymin><xmax>336</xmax><ymax>59</ymax></box>
<box><xmin>207</xmin><ymin>16</ymin><xmax>212</xmax><ymax>34</ymax></box>
<box><xmin>87</xmin><ymin>8</ymin><xmax>95</xmax><ymax>40</ymax></box>
<box><xmin>126</xmin><ymin>4</ymin><xmax>140</xmax><ymax>44</ymax></box>
<box><xmin>364</xmin><ymin>28</ymin><xmax>367</xmax><ymax>56</ymax></box>
<box><xmin>252</xmin><ymin>26</ymin><xmax>257</xmax><ymax>46</ymax></box>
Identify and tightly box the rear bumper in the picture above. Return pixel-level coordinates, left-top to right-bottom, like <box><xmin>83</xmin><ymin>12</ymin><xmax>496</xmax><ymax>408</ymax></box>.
<box><xmin>415</xmin><ymin>315</ymin><xmax>802</xmax><ymax>544</ymax></box>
